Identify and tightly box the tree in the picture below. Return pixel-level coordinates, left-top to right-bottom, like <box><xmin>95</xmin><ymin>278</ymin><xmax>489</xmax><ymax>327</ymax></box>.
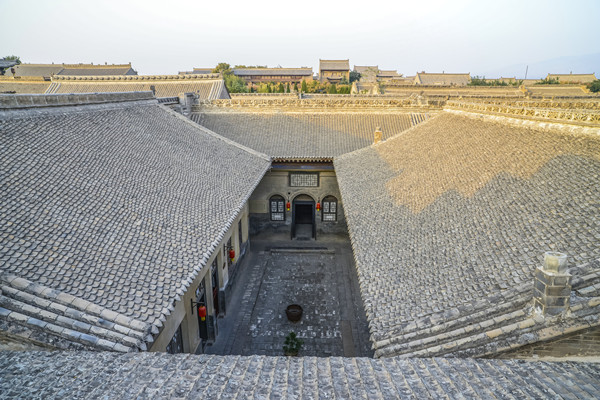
<box><xmin>293</xmin><ymin>82</ymin><xmax>299</xmax><ymax>92</ymax></box>
<box><xmin>349</xmin><ymin>71</ymin><xmax>361</xmax><ymax>83</ymax></box>
<box><xmin>589</xmin><ymin>80</ymin><xmax>600</xmax><ymax>93</ymax></box>
<box><xmin>212</xmin><ymin>62</ymin><xmax>249</xmax><ymax>93</ymax></box>
<box><xmin>3</xmin><ymin>55</ymin><xmax>21</xmax><ymax>65</ymax></box>
<box><xmin>286</xmin><ymin>82</ymin><xmax>290</xmax><ymax>93</ymax></box>
<box><xmin>267</xmin><ymin>84</ymin><xmax>272</xmax><ymax>93</ymax></box>
<box><xmin>328</xmin><ymin>84</ymin><xmax>338</xmax><ymax>94</ymax></box>
<box><xmin>301</xmin><ymin>80</ymin><xmax>308</xmax><ymax>93</ymax></box>
<box><xmin>536</xmin><ymin>77</ymin><xmax>560</xmax><ymax>85</ymax></box>
<box><xmin>278</xmin><ymin>82</ymin><xmax>285</xmax><ymax>93</ymax></box>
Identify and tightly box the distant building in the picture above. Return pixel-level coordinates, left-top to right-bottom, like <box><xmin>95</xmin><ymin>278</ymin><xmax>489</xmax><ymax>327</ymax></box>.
<box><xmin>233</xmin><ymin>68</ymin><xmax>313</xmax><ymax>87</ymax></box>
<box><xmin>319</xmin><ymin>59</ymin><xmax>350</xmax><ymax>83</ymax></box>
<box><xmin>179</xmin><ymin>68</ymin><xmax>216</xmax><ymax>75</ymax></box>
<box><xmin>546</xmin><ymin>73</ymin><xmax>597</xmax><ymax>84</ymax></box>
<box><xmin>376</xmin><ymin>69</ymin><xmax>403</xmax><ymax>83</ymax></box>
<box><xmin>414</xmin><ymin>72</ymin><xmax>471</xmax><ymax>86</ymax></box>
<box><xmin>353</xmin><ymin>65</ymin><xmax>379</xmax><ymax>82</ymax></box>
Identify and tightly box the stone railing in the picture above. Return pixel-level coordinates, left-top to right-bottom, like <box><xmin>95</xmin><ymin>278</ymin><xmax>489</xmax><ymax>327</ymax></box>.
<box><xmin>446</xmin><ymin>100</ymin><xmax>600</xmax><ymax>126</ymax></box>
<box><xmin>193</xmin><ymin>97</ymin><xmax>444</xmax><ymax>112</ymax></box>
<box><xmin>450</xmin><ymin>98</ymin><xmax>600</xmax><ymax>111</ymax></box>
<box><xmin>52</xmin><ymin>74</ymin><xmax>222</xmax><ymax>81</ymax></box>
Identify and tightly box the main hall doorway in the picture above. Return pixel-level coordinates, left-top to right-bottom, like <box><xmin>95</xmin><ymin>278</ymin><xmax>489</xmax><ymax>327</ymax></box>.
<box><xmin>291</xmin><ymin>195</ymin><xmax>315</xmax><ymax>240</ymax></box>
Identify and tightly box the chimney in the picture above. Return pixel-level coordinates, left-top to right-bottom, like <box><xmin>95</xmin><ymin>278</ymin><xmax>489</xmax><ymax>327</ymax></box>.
<box><xmin>533</xmin><ymin>252</ymin><xmax>571</xmax><ymax>316</ymax></box>
<box><xmin>373</xmin><ymin>127</ymin><xmax>382</xmax><ymax>144</ymax></box>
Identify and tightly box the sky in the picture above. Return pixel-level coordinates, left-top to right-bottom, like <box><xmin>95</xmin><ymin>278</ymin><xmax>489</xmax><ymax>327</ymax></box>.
<box><xmin>1</xmin><ymin>0</ymin><xmax>598</xmax><ymax>78</ymax></box>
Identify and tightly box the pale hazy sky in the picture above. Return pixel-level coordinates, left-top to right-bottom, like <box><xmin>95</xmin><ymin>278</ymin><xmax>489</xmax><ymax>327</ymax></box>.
<box><xmin>1</xmin><ymin>0</ymin><xmax>598</xmax><ymax>78</ymax></box>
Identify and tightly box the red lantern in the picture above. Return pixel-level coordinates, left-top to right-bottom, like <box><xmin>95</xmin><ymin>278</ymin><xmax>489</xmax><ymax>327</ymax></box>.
<box><xmin>286</xmin><ymin>201</ymin><xmax>290</xmax><ymax>211</ymax></box>
<box><xmin>198</xmin><ymin>305</ymin><xmax>207</xmax><ymax>321</ymax></box>
<box><xmin>228</xmin><ymin>249</ymin><xmax>235</xmax><ymax>260</ymax></box>
<box><xmin>316</xmin><ymin>202</ymin><xmax>321</xmax><ymax>211</ymax></box>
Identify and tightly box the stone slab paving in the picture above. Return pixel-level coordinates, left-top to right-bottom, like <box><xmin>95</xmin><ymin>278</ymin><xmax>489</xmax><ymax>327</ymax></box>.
<box><xmin>205</xmin><ymin>232</ymin><xmax>372</xmax><ymax>357</ymax></box>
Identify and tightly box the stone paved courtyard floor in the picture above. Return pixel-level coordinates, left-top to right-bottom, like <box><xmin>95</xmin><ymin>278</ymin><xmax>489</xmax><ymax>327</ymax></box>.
<box><xmin>204</xmin><ymin>231</ymin><xmax>373</xmax><ymax>357</ymax></box>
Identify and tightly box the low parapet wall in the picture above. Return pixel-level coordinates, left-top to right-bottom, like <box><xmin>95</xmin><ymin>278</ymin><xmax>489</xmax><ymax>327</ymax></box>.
<box><xmin>450</xmin><ymin>98</ymin><xmax>600</xmax><ymax>110</ymax></box>
<box><xmin>193</xmin><ymin>97</ymin><xmax>444</xmax><ymax>112</ymax></box>
<box><xmin>52</xmin><ymin>74</ymin><xmax>222</xmax><ymax>81</ymax></box>
<box><xmin>446</xmin><ymin>100</ymin><xmax>600</xmax><ymax>127</ymax></box>
<box><xmin>0</xmin><ymin>91</ymin><xmax>155</xmax><ymax>109</ymax></box>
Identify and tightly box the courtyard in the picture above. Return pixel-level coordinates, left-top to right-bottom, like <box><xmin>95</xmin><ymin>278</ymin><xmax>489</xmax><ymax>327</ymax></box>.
<box><xmin>204</xmin><ymin>232</ymin><xmax>373</xmax><ymax>357</ymax></box>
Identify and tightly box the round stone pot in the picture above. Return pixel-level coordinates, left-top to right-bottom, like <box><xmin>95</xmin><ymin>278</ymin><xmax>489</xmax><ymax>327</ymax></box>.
<box><xmin>285</xmin><ymin>304</ymin><xmax>303</xmax><ymax>322</ymax></box>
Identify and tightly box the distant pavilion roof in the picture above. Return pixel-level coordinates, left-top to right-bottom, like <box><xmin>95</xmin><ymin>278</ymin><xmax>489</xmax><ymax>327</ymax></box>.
<box><xmin>320</xmin><ymin>59</ymin><xmax>350</xmax><ymax>71</ymax></box>
<box><xmin>233</xmin><ymin>68</ymin><xmax>313</xmax><ymax>76</ymax></box>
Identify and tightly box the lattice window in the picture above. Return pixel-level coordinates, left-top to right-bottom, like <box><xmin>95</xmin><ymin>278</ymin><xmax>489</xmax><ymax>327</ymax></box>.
<box><xmin>289</xmin><ymin>172</ymin><xmax>319</xmax><ymax>187</ymax></box>
<box><xmin>322</xmin><ymin>196</ymin><xmax>338</xmax><ymax>222</ymax></box>
<box><xmin>270</xmin><ymin>195</ymin><xmax>285</xmax><ymax>221</ymax></box>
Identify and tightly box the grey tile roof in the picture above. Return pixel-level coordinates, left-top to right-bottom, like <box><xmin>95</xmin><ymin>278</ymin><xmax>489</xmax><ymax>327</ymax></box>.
<box><xmin>0</xmin><ymin>351</ymin><xmax>598</xmax><ymax>399</ymax></box>
<box><xmin>334</xmin><ymin>112</ymin><xmax>600</xmax><ymax>357</ymax></box>
<box><xmin>0</xmin><ymin>60</ymin><xmax>18</xmax><ymax>69</ymax></box>
<box><xmin>57</xmin><ymin>67</ymin><xmax>136</xmax><ymax>76</ymax></box>
<box><xmin>233</xmin><ymin>68</ymin><xmax>313</xmax><ymax>76</ymax></box>
<box><xmin>0</xmin><ymin>94</ymin><xmax>270</xmax><ymax>349</ymax></box>
<box><xmin>320</xmin><ymin>59</ymin><xmax>350</xmax><ymax>71</ymax></box>
<box><xmin>8</xmin><ymin>64</ymin><xmax>64</xmax><ymax>77</ymax></box>
<box><xmin>48</xmin><ymin>75</ymin><xmax>230</xmax><ymax>99</ymax></box>
<box><xmin>191</xmin><ymin>112</ymin><xmax>429</xmax><ymax>160</ymax></box>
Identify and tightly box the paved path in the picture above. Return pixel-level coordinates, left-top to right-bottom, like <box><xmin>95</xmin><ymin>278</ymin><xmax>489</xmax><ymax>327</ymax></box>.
<box><xmin>204</xmin><ymin>232</ymin><xmax>373</xmax><ymax>357</ymax></box>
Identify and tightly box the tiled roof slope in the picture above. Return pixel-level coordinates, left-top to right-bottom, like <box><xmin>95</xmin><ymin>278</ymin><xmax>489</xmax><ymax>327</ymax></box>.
<box><xmin>8</xmin><ymin>64</ymin><xmax>64</xmax><ymax>77</ymax></box>
<box><xmin>1</xmin><ymin>351</ymin><xmax>599</xmax><ymax>399</ymax></box>
<box><xmin>334</xmin><ymin>112</ymin><xmax>600</xmax><ymax>357</ymax></box>
<box><xmin>191</xmin><ymin>112</ymin><xmax>429</xmax><ymax>161</ymax></box>
<box><xmin>0</xmin><ymin>94</ymin><xmax>270</xmax><ymax>350</ymax></box>
<box><xmin>48</xmin><ymin>74</ymin><xmax>230</xmax><ymax>99</ymax></box>
<box><xmin>527</xmin><ymin>85</ymin><xmax>589</xmax><ymax>96</ymax></box>
<box><xmin>320</xmin><ymin>59</ymin><xmax>350</xmax><ymax>71</ymax></box>
<box><xmin>0</xmin><ymin>81</ymin><xmax>51</xmax><ymax>94</ymax></box>
<box><xmin>233</xmin><ymin>68</ymin><xmax>313</xmax><ymax>76</ymax></box>
<box><xmin>547</xmin><ymin>73</ymin><xmax>597</xmax><ymax>83</ymax></box>
<box><xmin>57</xmin><ymin>64</ymin><xmax>136</xmax><ymax>76</ymax></box>
<box><xmin>415</xmin><ymin>72</ymin><xmax>471</xmax><ymax>86</ymax></box>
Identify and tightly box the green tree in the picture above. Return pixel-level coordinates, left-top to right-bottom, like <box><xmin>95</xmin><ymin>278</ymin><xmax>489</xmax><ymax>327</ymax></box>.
<box><xmin>536</xmin><ymin>77</ymin><xmax>560</xmax><ymax>85</ymax></box>
<box><xmin>3</xmin><ymin>55</ymin><xmax>21</xmax><ymax>64</ymax></box>
<box><xmin>349</xmin><ymin>71</ymin><xmax>361</xmax><ymax>83</ymax></box>
<box><xmin>301</xmin><ymin>80</ymin><xmax>308</xmax><ymax>93</ymax></box>
<box><xmin>267</xmin><ymin>84</ymin><xmax>272</xmax><ymax>93</ymax></box>
<box><xmin>328</xmin><ymin>84</ymin><xmax>337</xmax><ymax>94</ymax></box>
<box><xmin>589</xmin><ymin>80</ymin><xmax>600</xmax><ymax>93</ymax></box>
<box><xmin>293</xmin><ymin>82</ymin><xmax>299</xmax><ymax>92</ymax></box>
<box><xmin>278</xmin><ymin>82</ymin><xmax>285</xmax><ymax>93</ymax></box>
<box><xmin>212</xmin><ymin>62</ymin><xmax>249</xmax><ymax>93</ymax></box>
<box><xmin>286</xmin><ymin>82</ymin><xmax>290</xmax><ymax>93</ymax></box>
